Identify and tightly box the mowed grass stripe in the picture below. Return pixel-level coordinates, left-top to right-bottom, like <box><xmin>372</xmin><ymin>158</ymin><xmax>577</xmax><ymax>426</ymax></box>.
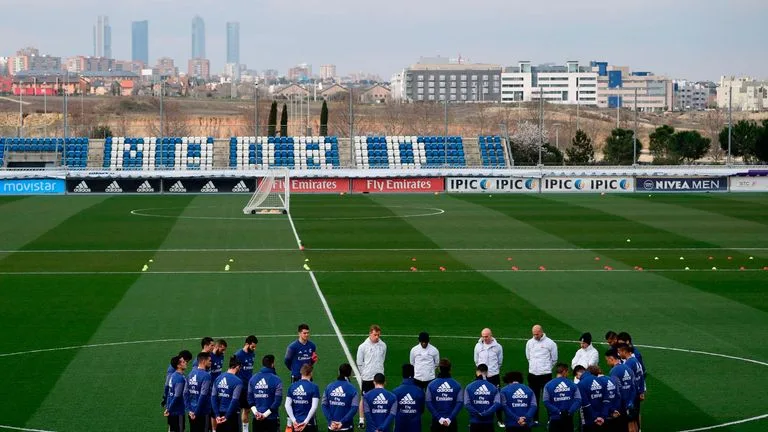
<box><xmin>25</xmin><ymin>196</ymin><xmax>330</xmax><ymax>431</ymax></box>
<box><xmin>0</xmin><ymin>196</ymin><xmax>27</xmax><ymax>206</ymax></box>
<box><xmin>623</xmin><ymin>193</ymin><xmax>768</xmax><ymax>227</ymax></box>
<box><xmin>0</xmin><ymin>196</ymin><xmax>106</xmax><ymax>261</ymax></box>
<box><xmin>297</xmin><ymin>196</ymin><xmax>721</xmax><ymax>431</ymax></box>
<box><xmin>0</xmin><ymin>196</ymin><xmax>194</xmax><ymax>429</ymax></box>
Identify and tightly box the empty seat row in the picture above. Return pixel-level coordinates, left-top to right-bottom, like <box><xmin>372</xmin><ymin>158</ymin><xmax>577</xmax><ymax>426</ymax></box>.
<box><xmin>103</xmin><ymin>137</ymin><xmax>214</xmax><ymax>170</ymax></box>
<box><xmin>0</xmin><ymin>137</ymin><xmax>88</xmax><ymax>168</ymax></box>
<box><xmin>479</xmin><ymin>136</ymin><xmax>506</xmax><ymax>167</ymax></box>
<box><xmin>229</xmin><ymin>136</ymin><xmax>341</xmax><ymax>170</ymax></box>
<box><xmin>354</xmin><ymin>136</ymin><xmax>466</xmax><ymax>169</ymax></box>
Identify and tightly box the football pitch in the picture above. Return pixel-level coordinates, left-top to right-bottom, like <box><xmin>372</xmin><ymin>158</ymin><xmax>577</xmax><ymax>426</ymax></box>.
<box><xmin>1</xmin><ymin>192</ymin><xmax>767</xmax><ymax>432</ymax></box>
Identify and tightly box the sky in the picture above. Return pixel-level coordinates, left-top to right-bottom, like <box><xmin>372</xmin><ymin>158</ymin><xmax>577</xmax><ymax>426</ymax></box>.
<box><xmin>1</xmin><ymin>0</ymin><xmax>766</xmax><ymax>81</ymax></box>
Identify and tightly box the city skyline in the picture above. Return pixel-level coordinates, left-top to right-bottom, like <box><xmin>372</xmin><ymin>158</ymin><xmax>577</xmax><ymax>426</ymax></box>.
<box><xmin>0</xmin><ymin>0</ymin><xmax>766</xmax><ymax>81</ymax></box>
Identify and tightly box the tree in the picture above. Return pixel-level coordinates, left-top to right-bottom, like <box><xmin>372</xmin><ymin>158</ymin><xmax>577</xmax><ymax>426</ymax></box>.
<box><xmin>542</xmin><ymin>143</ymin><xmax>564</xmax><ymax>165</ymax></box>
<box><xmin>603</xmin><ymin>128</ymin><xmax>640</xmax><ymax>165</ymax></box>
<box><xmin>649</xmin><ymin>125</ymin><xmax>676</xmax><ymax>163</ymax></box>
<box><xmin>719</xmin><ymin>120</ymin><xmax>759</xmax><ymax>162</ymax></box>
<box><xmin>320</xmin><ymin>100</ymin><xmax>328</xmax><ymax>136</ymax></box>
<box><xmin>755</xmin><ymin>119</ymin><xmax>768</xmax><ymax>163</ymax></box>
<box><xmin>267</xmin><ymin>101</ymin><xmax>278</xmax><ymax>136</ymax></box>
<box><xmin>280</xmin><ymin>103</ymin><xmax>288</xmax><ymax>136</ymax></box>
<box><xmin>90</xmin><ymin>125</ymin><xmax>113</xmax><ymax>139</ymax></box>
<box><xmin>508</xmin><ymin>121</ymin><xmax>548</xmax><ymax>165</ymax></box>
<box><xmin>565</xmin><ymin>129</ymin><xmax>594</xmax><ymax>165</ymax></box>
<box><xmin>673</xmin><ymin>130</ymin><xmax>711</xmax><ymax>164</ymax></box>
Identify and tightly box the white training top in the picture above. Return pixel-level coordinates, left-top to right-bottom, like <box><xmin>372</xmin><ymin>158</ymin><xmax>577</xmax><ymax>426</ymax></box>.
<box><xmin>525</xmin><ymin>334</ymin><xmax>558</xmax><ymax>375</ymax></box>
<box><xmin>571</xmin><ymin>344</ymin><xmax>599</xmax><ymax>369</ymax></box>
<box><xmin>410</xmin><ymin>343</ymin><xmax>440</xmax><ymax>381</ymax></box>
<box><xmin>356</xmin><ymin>337</ymin><xmax>387</xmax><ymax>381</ymax></box>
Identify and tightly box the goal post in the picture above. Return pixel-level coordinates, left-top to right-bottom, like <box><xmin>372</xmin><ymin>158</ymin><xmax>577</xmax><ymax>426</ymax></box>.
<box><xmin>242</xmin><ymin>169</ymin><xmax>290</xmax><ymax>214</ymax></box>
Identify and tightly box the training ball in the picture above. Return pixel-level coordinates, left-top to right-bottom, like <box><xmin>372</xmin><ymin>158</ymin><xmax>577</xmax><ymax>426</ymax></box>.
<box><xmin>434</xmin><ymin>192</ymin><xmax>439</xmax><ymax>195</ymax></box>
<box><xmin>148</xmin><ymin>259</ymin><xmax>153</xmax><ymax>263</ymax></box>
<box><xmin>648</xmin><ymin>194</ymin><xmax>652</xmax><ymax>197</ymax></box>
<box><xmin>654</xmin><ymin>257</ymin><xmax>659</xmax><ymax>260</ymax></box>
<box><xmin>712</xmin><ymin>267</ymin><xmax>717</xmax><ymax>270</ymax></box>
<box><xmin>680</xmin><ymin>257</ymin><xmax>685</xmax><ymax>260</ymax></box>
<box><xmin>229</xmin><ymin>258</ymin><xmax>234</xmax><ymax>263</ymax></box>
<box><xmin>749</xmin><ymin>256</ymin><xmax>754</xmax><ymax>260</ymax></box>
<box><xmin>626</xmin><ymin>239</ymin><xmax>631</xmax><ymax>243</ymax></box>
<box><xmin>489</xmin><ymin>195</ymin><xmax>493</xmax><ymax>198</ymax></box>
<box><xmin>685</xmin><ymin>267</ymin><xmax>690</xmax><ymax>270</ymax></box>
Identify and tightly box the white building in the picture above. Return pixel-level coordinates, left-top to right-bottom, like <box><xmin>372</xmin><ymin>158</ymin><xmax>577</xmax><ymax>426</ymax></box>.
<box><xmin>390</xmin><ymin>70</ymin><xmax>406</xmax><ymax>102</ymax></box>
<box><xmin>717</xmin><ymin>77</ymin><xmax>768</xmax><ymax>111</ymax></box>
<box><xmin>320</xmin><ymin>64</ymin><xmax>337</xmax><ymax>81</ymax></box>
<box><xmin>674</xmin><ymin>80</ymin><xmax>712</xmax><ymax>111</ymax></box>
<box><xmin>500</xmin><ymin>61</ymin><xmax>598</xmax><ymax>105</ymax></box>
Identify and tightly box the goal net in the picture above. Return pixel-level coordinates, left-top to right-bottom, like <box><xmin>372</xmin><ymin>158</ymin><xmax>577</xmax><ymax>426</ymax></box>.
<box><xmin>242</xmin><ymin>170</ymin><xmax>290</xmax><ymax>214</ymax></box>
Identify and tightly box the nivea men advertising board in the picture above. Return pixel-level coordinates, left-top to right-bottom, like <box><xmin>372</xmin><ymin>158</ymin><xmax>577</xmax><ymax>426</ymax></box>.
<box><xmin>635</xmin><ymin>177</ymin><xmax>727</xmax><ymax>192</ymax></box>
<box><xmin>540</xmin><ymin>177</ymin><xmax>634</xmax><ymax>193</ymax></box>
<box><xmin>446</xmin><ymin>177</ymin><xmax>539</xmax><ymax>193</ymax></box>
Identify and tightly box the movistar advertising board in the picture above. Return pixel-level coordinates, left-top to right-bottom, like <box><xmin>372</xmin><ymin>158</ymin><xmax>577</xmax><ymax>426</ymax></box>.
<box><xmin>0</xmin><ymin>178</ymin><xmax>65</xmax><ymax>195</ymax></box>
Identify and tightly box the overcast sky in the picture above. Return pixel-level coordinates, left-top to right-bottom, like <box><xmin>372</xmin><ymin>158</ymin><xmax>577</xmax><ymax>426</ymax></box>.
<box><xmin>1</xmin><ymin>0</ymin><xmax>766</xmax><ymax>81</ymax></box>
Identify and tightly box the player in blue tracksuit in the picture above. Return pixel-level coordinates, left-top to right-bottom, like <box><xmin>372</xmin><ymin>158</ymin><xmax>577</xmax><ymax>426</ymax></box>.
<box><xmin>499</xmin><ymin>371</ymin><xmax>537</xmax><ymax>431</ymax></box>
<box><xmin>617</xmin><ymin>345</ymin><xmax>645</xmax><ymax>431</ymax></box>
<box><xmin>248</xmin><ymin>355</ymin><xmax>284</xmax><ymax>432</ymax></box>
<box><xmin>617</xmin><ymin>333</ymin><xmax>646</xmax><ymax>376</ymax></box>
<box><xmin>212</xmin><ymin>356</ymin><xmax>244</xmax><ymax>432</ymax></box>
<box><xmin>464</xmin><ymin>364</ymin><xmax>501</xmax><ymax>432</ymax></box>
<box><xmin>164</xmin><ymin>350</ymin><xmax>193</xmax><ymax>408</ymax></box>
<box><xmin>363</xmin><ymin>373</ymin><xmax>397</xmax><ymax>432</ymax></box>
<box><xmin>605</xmin><ymin>349</ymin><xmax>635</xmax><ymax>432</ymax></box>
<box><xmin>393</xmin><ymin>364</ymin><xmax>425</xmax><ymax>432</ymax></box>
<box><xmin>236</xmin><ymin>335</ymin><xmax>259</xmax><ymax>430</ymax></box>
<box><xmin>286</xmin><ymin>323</ymin><xmax>319</xmax><ymax>382</ymax></box>
<box><xmin>191</xmin><ymin>337</ymin><xmax>215</xmax><ymax>370</ymax></box>
<box><xmin>210</xmin><ymin>339</ymin><xmax>228</xmax><ymax>381</ymax></box>
<box><xmin>575</xmin><ymin>367</ymin><xmax>606</xmax><ymax>432</ymax></box>
<box><xmin>286</xmin><ymin>364</ymin><xmax>321</xmax><ymax>432</ymax></box>
<box><xmin>542</xmin><ymin>364</ymin><xmax>581</xmax><ymax>432</ymax></box>
<box><xmin>596</xmin><ymin>369</ymin><xmax>623</xmax><ymax>432</ymax></box>
<box><xmin>165</xmin><ymin>355</ymin><xmax>189</xmax><ymax>432</ymax></box>
<box><xmin>322</xmin><ymin>363</ymin><xmax>359</xmax><ymax>431</ymax></box>
<box><xmin>185</xmin><ymin>352</ymin><xmax>213</xmax><ymax>432</ymax></box>
<box><xmin>425</xmin><ymin>359</ymin><xmax>463</xmax><ymax>432</ymax></box>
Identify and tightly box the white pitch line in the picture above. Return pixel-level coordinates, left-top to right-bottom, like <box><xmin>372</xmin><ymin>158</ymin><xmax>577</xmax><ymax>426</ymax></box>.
<box><xmin>288</xmin><ymin>211</ymin><xmax>362</xmax><ymax>387</ymax></box>
<box><xmin>0</xmin><ymin>268</ymin><xmax>765</xmax><ymax>276</ymax></box>
<box><xmin>677</xmin><ymin>414</ymin><xmax>768</xmax><ymax>432</ymax></box>
<box><xmin>0</xmin><ymin>425</ymin><xmax>55</xmax><ymax>432</ymax></box>
<box><xmin>2</xmin><ymin>247</ymin><xmax>767</xmax><ymax>254</ymax></box>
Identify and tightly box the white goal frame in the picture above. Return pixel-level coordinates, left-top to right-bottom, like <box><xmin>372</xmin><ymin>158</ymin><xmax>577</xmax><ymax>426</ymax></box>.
<box><xmin>242</xmin><ymin>169</ymin><xmax>290</xmax><ymax>214</ymax></box>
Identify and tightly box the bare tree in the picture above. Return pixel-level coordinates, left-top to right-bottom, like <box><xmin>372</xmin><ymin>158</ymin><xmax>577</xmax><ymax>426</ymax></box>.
<box><xmin>703</xmin><ymin>108</ymin><xmax>726</xmax><ymax>161</ymax></box>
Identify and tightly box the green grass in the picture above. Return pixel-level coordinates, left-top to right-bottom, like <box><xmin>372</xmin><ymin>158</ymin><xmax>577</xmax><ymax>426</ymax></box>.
<box><xmin>1</xmin><ymin>193</ymin><xmax>767</xmax><ymax>431</ymax></box>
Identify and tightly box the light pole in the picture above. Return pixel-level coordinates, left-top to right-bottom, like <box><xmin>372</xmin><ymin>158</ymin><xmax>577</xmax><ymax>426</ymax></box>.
<box><xmin>254</xmin><ymin>83</ymin><xmax>259</xmax><ymax>136</ymax></box>
<box><xmin>159</xmin><ymin>77</ymin><xmax>164</xmax><ymax>137</ymax></box>
<box><xmin>64</xmin><ymin>71</ymin><xmax>69</xmax><ymax>141</ymax></box>
<box><xmin>18</xmin><ymin>78</ymin><xmax>23</xmax><ymax>137</ymax></box>
<box><xmin>633</xmin><ymin>87</ymin><xmax>638</xmax><ymax>166</ymax></box>
<box><xmin>727</xmin><ymin>83</ymin><xmax>732</xmax><ymax>165</ymax></box>
<box><xmin>538</xmin><ymin>90</ymin><xmax>544</xmax><ymax>166</ymax></box>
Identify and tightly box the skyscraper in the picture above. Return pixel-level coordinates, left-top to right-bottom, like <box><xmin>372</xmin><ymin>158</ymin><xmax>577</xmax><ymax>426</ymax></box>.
<box><xmin>93</xmin><ymin>16</ymin><xmax>112</xmax><ymax>58</ymax></box>
<box><xmin>191</xmin><ymin>16</ymin><xmax>206</xmax><ymax>59</ymax></box>
<box><xmin>226</xmin><ymin>22</ymin><xmax>240</xmax><ymax>64</ymax></box>
<box><xmin>132</xmin><ymin>20</ymin><xmax>149</xmax><ymax>65</ymax></box>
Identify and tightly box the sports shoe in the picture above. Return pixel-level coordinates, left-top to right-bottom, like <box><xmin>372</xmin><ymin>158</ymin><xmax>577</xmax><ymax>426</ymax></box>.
<box><xmin>358</xmin><ymin>421</ymin><xmax>365</xmax><ymax>430</ymax></box>
<box><xmin>497</xmin><ymin>421</ymin><xmax>505</xmax><ymax>428</ymax></box>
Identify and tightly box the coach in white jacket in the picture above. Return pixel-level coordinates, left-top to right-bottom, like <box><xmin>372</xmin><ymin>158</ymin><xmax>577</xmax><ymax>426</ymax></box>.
<box><xmin>474</xmin><ymin>328</ymin><xmax>504</xmax><ymax>425</ymax></box>
<box><xmin>571</xmin><ymin>332</ymin><xmax>599</xmax><ymax>370</ymax></box>
<box><xmin>410</xmin><ymin>331</ymin><xmax>439</xmax><ymax>389</ymax></box>
<box><xmin>356</xmin><ymin>324</ymin><xmax>386</xmax><ymax>428</ymax></box>
<box><xmin>525</xmin><ymin>324</ymin><xmax>557</xmax><ymax>424</ymax></box>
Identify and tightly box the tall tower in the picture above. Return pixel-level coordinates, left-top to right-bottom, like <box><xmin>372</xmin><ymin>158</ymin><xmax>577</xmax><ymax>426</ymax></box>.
<box><xmin>93</xmin><ymin>15</ymin><xmax>111</xmax><ymax>58</ymax></box>
<box><xmin>226</xmin><ymin>22</ymin><xmax>240</xmax><ymax>64</ymax></box>
<box><xmin>191</xmin><ymin>15</ymin><xmax>206</xmax><ymax>59</ymax></box>
<box><xmin>131</xmin><ymin>20</ymin><xmax>149</xmax><ymax>65</ymax></box>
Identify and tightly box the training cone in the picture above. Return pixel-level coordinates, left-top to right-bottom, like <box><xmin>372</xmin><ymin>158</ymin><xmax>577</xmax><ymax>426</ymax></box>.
<box><xmin>299</xmin><ymin>245</ymin><xmax>305</xmax><ymax>251</ymax></box>
<box><xmin>148</xmin><ymin>259</ymin><xmax>154</xmax><ymax>263</ymax></box>
<box><xmin>141</xmin><ymin>265</ymin><xmax>148</xmax><ymax>272</ymax></box>
<box><xmin>511</xmin><ymin>266</ymin><xmax>519</xmax><ymax>271</ymax></box>
<box><xmin>439</xmin><ymin>266</ymin><xmax>446</xmax><ymax>272</ymax></box>
<box><xmin>224</xmin><ymin>264</ymin><xmax>230</xmax><ymax>271</ymax></box>
<box><xmin>411</xmin><ymin>257</ymin><xmax>417</xmax><ymax>261</ymax></box>
<box><xmin>594</xmin><ymin>257</ymin><xmax>601</xmax><ymax>261</ymax></box>
<box><xmin>303</xmin><ymin>264</ymin><xmax>310</xmax><ymax>271</ymax></box>
<box><xmin>539</xmin><ymin>266</ymin><xmax>546</xmax><ymax>271</ymax></box>
<box><xmin>410</xmin><ymin>267</ymin><xmax>418</xmax><ymax>272</ymax></box>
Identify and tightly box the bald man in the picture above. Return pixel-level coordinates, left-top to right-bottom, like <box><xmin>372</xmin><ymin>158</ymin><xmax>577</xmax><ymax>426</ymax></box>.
<box><xmin>525</xmin><ymin>325</ymin><xmax>557</xmax><ymax>425</ymax></box>
<box><xmin>473</xmin><ymin>328</ymin><xmax>504</xmax><ymax>426</ymax></box>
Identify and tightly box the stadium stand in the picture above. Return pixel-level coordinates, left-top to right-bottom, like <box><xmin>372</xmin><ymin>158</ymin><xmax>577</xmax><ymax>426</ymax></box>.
<box><xmin>353</xmin><ymin>136</ymin><xmax>466</xmax><ymax>169</ymax></box>
<box><xmin>229</xmin><ymin>136</ymin><xmax>341</xmax><ymax>170</ymax></box>
<box><xmin>103</xmin><ymin>137</ymin><xmax>214</xmax><ymax>170</ymax></box>
<box><xmin>479</xmin><ymin>136</ymin><xmax>506</xmax><ymax>167</ymax></box>
<box><xmin>0</xmin><ymin>137</ymin><xmax>88</xmax><ymax>168</ymax></box>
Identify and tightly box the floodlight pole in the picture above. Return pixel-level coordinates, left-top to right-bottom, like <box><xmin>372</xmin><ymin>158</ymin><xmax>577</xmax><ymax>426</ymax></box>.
<box><xmin>444</xmin><ymin>97</ymin><xmax>448</xmax><ymax>167</ymax></box>
<box><xmin>727</xmin><ymin>86</ymin><xmax>732</xmax><ymax>166</ymax></box>
<box><xmin>254</xmin><ymin>83</ymin><xmax>259</xmax><ymax>136</ymax></box>
<box><xmin>538</xmin><ymin>91</ymin><xmax>544</xmax><ymax>166</ymax></box>
<box><xmin>18</xmin><ymin>78</ymin><xmax>23</xmax><ymax>137</ymax></box>
<box><xmin>633</xmin><ymin>87</ymin><xmax>638</xmax><ymax>166</ymax></box>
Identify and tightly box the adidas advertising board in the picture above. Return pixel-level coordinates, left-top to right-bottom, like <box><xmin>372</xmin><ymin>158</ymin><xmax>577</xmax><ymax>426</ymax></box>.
<box><xmin>66</xmin><ymin>178</ymin><xmax>161</xmax><ymax>194</ymax></box>
<box><xmin>636</xmin><ymin>176</ymin><xmax>727</xmax><ymax>192</ymax></box>
<box><xmin>446</xmin><ymin>177</ymin><xmax>539</xmax><ymax>193</ymax></box>
<box><xmin>162</xmin><ymin>178</ymin><xmax>257</xmax><ymax>194</ymax></box>
<box><xmin>541</xmin><ymin>176</ymin><xmax>634</xmax><ymax>193</ymax></box>
<box><xmin>730</xmin><ymin>176</ymin><xmax>768</xmax><ymax>192</ymax></box>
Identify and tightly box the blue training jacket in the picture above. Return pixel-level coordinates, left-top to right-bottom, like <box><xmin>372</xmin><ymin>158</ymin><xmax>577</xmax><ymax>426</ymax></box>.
<box><xmin>463</xmin><ymin>378</ymin><xmax>500</xmax><ymax>424</ymax></box>
<box><xmin>166</xmin><ymin>371</ymin><xmax>187</xmax><ymax>416</ymax></box>
<box><xmin>425</xmin><ymin>377</ymin><xmax>463</xmax><ymax>422</ymax></box>
<box><xmin>285</xmin><ymin>340</ymin><xmax>317</xmax><ymax>379</ymax></box>
<box><xmin>499</xmin><ymin>383</ymin><xmax>537</xmax><ymax>428</ymax></box>
<box><xmin>623</xmin><ymin>356</ymin><xmax>646</xmax><ymax>395</ymax></box>
<box><xmin>287</xmin><ymin>379</ymin><xmax>321</xmax><ymax>425</ymax></box>
<box><xmin>235</xmin><ymin>348</ymin><xmax>256</xmax><ymax>383</ymax></box>
<box><xmin>210</xmin><ymin>351</ymin><xmax>224</xmax><ymax>380</ymax></box>
<box><xmin>248</xmin><ymin>367</ymin><xmax>283</xmax><ymax>420</ymax></box>
<box><xmin>184</xmin><ymin>367</ymin><xmax>212</xmax><ymax>416</ymax></box>
<box><xmin>597</xmin><ymin>375</ymin><xmax>622</xmax><ymax>418</ymax></box>
<box><xmin>576</xmin><ymin>372</ymin><xmax>602</xmax><ymax>424</ymax></box>
<box><xmin>364</xmin><ymin>388</ymin><xmax>397</xmax><ymax>432</ymax></box>
<box><xmin>393</xmin><ymin>379</ymin><xmax>425</xmax><ymax>432</ymax></box>
<box><xmin>609</xmin><ymin>364</ymin><xmax>636</xmax><ymax>412</ymax></box>
<box><xmin>211</xmin><ymin>372</ymin><xmax>243</xmax><ymax>419</ymax></box>
<box><xmin>321</xmin><ymin>379</ymin><xmax>359</xmax><ymax>430</ymax></box>
<box><xmin>542</xmin><ymin>377</ymin><xmax>581</xmax><ymax>420</ymax></box>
